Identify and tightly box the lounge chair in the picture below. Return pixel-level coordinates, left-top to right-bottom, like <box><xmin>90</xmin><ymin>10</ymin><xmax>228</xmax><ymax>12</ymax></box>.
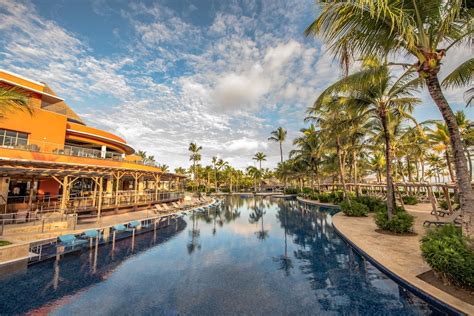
<box><xmin>58</xmin><ymin>234</ymin><xmax>87</xmax><ymax>248</ymax></box>
<box><xmin>430</xmin><ymin>203</ymin><xmax>459</xmax><ymax>217</ymax></box>
<box><xmin>113</xmin><ymin>224</ymin><xmax>127</xmax><ymax>232</ymax></box>
<box><xmin>82</xmin><ymin>229</ymin><xmax>100</xmax><ymax>239</ymax></box>
<box><xmin>423</xmin><ymin>210</ymin><xmax>462</xmax><ymax>227</ymax></box>
<box><xmin>128</xmin><ymin>220</ymin><xmax>140</xmax><ymax>230</ymax></box>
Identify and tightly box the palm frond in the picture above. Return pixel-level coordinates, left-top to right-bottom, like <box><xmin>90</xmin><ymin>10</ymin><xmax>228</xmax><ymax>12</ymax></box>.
<box><xmin>441</xmin><ymin>58</ymin><xmax>474</xmax><ymax>89</ymax></box>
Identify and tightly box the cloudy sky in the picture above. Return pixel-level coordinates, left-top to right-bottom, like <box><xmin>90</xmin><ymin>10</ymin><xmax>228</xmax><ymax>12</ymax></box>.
<box><xmin>0</xmin><ymin>0</ymin><xmax>472</xmax><ymax>170</ymax></box>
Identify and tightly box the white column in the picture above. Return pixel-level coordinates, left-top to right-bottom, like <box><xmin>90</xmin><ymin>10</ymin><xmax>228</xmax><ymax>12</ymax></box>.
<box><xmin>101</xmin><ymin>145</ymin><xmax>107</xmax><ymax>158</ymax></box>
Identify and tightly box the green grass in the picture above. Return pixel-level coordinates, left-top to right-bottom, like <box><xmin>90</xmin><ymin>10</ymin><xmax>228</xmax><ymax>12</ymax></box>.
<box><xmin>0</xmin><ymin>240</ymin><xmax>12</xmax><ymax>247</ymax></box>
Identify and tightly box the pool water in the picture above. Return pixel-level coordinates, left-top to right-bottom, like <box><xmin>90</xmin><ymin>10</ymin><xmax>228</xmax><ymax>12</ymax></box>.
<box><xmin>0</xmin><ymin>197</ymin><xmax>440</xmax><ymax>315</ymax></box>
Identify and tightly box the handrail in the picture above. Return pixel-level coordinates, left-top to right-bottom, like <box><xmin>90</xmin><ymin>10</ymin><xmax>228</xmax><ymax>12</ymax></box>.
<box><xmin>0</xmin><ymin>136</ymin><xmax>156</xmax><ymax>166</ymax></box>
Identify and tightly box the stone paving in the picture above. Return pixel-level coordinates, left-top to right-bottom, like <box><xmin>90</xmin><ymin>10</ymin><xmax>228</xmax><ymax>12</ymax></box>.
<box><xmin>332</xmin><ymin>203</ymin><xmax>474</xmax><ymax>314</ymax></box>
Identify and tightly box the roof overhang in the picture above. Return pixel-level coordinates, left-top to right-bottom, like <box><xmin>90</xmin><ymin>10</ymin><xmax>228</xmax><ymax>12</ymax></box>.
<box><xmin>0</xmin><ymin>78</ymin><xmax>64</xmax><ymax>104</ymax></box>
<box><xmin>0</xmin><ymin>158</ymin><xmax>186</xmax><ymax>180</ymax></box>
<box><xmin>66</xmin><ymin>129</ymin><xmax>135</xmax><ymax>155</ymax></box>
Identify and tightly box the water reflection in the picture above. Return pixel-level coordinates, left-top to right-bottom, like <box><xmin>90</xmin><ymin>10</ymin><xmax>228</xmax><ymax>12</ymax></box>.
<box><xmin>0</xmin><ymin>197</ymin><xmax>437</xmax><ymax>315</ymax></box>
<box><xmin>0</xmin><ymin>218</ymin><xmax>186</xmax><ymax>315</ymax></box>
<box><xmin>248</xmin><ymin>198</ymin><xmax>269</xmax><ymax>241</ymax></box>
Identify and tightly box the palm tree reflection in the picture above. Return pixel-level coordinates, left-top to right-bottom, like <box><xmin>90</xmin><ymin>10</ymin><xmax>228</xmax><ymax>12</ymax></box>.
<box><xmin>187</xmin><ymin>211</ymin><xmax>201</xmax><ymax>254</ymax></box>
<box><xmin>274</xmin><ymin>203</ymin><xmax>293</xmax><ymax>276</ymax></box>
<box><xmin>249</xmin><ymin>199</ymin><xmax>268</xmax><ymax>241</ymax></box>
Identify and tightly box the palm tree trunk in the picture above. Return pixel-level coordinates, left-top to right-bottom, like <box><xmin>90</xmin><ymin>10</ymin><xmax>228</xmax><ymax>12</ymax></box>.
<box><xmin>336</xmin><ymin>137</ymin><xmax>349</xmax><ymax>200</ymax></box>
<box><xmin>426</xmin><ymin>74</ymin><xmax>474</xmax><ymax>238</ymax></box>
<box><xmin>380</xmin><ymin>111</ymin><xmax>396</xmax><ymax>219</ymax></box>
<box><xmin>279</xmin><ymin>142</ymin><xmax>283</xmax><ymax>163</ymax></box>
<box><xmin>465</xmin><ymin>148</ymin><xmax>473</xmax><ymax>183</ymax></box>
<box><xmin>445</xmin><ymin>150</ymin><xmax>455</xmax><ymax>183</ymax></box>
<box><xmin>407</xmin><ymin>157</ymin><xmax>413</xmax><ymax>182</ymax></box>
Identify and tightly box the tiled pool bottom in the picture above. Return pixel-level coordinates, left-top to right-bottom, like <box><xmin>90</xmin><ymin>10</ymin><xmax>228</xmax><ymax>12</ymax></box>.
<box><xmin>0</xmin><ymin>197</ymin><xmax>441</xmax><ymax>315</ymax></box>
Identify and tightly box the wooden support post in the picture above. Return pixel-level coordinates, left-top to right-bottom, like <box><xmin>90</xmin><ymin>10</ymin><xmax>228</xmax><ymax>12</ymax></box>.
<box><xmin>133</xmin><ymin>173</ymin><xmax>140</xmax><ymax>205</ymax></box>
<box><xmin>442</xmin><ymin>185</ymin><xmax>453</xmax><ymax>214</ymax></box>
<box><xmin>60</xmin><ymin>176</ymin><xmax>69</xmax><ymax>214</ymax></box>
<box><xmin>96</xmin><ymin>177</ymin><xmax>103</xmax><ymax>224</ymax></box>
<box><xmin>427</xmin><ymin>185</ymin><xmax>439</xmax><ymax>220</ymax></box>
<box><xmin>28</xmin><ymin>177</ymin><xmax>35</xmax><ymax>211</ymax></box>
<box><xmin>92</xmin><ymin>180</ymin><xmax>97</xmax><ymax>207</ymax></box>
<box><xmin>114</xmin><ymin>171</ymin><xmax>124</xmax><ymax>206</ymax></box>
<box><xmin>154</xmin><ymin>174</ymin><xmax>161</xmax><ymax>202</ymax></box>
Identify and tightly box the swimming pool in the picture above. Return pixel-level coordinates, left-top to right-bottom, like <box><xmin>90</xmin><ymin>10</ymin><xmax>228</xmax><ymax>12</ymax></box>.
<box><xmin>0</xmin><ymin>197</ymin><xmax>440</xmax><ymax>315</ymax></box>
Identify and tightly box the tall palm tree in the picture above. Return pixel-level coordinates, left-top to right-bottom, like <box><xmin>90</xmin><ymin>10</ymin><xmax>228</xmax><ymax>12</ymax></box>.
<box><xmin>212</xmin><ymin>156</ymin><xmax>228</xmax><ymax>192</ymax></box>
<box><xmin>188</xmin><ymin>142</ymin><xmax>202</xmax><ymax>193</ymax></box>
<box><xmin>0</xmin><ymin>86</ymin><xmax>31</xmax><ymax>118</ymax></box>
<box><xmin>305</xmin><ymin>0</ymin><xmax>474</xmax><ymax>236</ymax></box>
<box><xmin>312</xmin><ymin>61</ymin><xmax>421</xmax><ymax>218</ymax></box>
<box><xmin>253</xmin><ymin>152</ymin><xmax>267</xmax><ymax>192</ymax></box>
<box><xmin>246</xmin><ymin>166</ymin><xmax>261</xmax><ymax>192</ymax></box>
<box><xmin>253</xmin><ymin>152</ymin><xmax>267</xmax><ymax>170</ymax></box>
<box><xmin>268</xmin><ymin>127</ymin><xmax>287</xmax><ymax>163</ymax></box>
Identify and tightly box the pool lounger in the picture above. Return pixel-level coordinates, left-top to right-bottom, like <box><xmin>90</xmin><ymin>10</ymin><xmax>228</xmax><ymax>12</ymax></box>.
<box><xmin>58</xmin><ymin>234</ymin><xmax>87</xmax><ymax>248</ymax></box>
<box><xmin>82</xmin><ymin>229</ymin><xmax>100</xmax><ymax>239</ymax></box>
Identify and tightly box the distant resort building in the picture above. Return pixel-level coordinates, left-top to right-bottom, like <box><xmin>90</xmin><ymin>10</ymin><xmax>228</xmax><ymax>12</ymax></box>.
<box><xmin>0</xmin><ymin>70</ymin><xmax>185</xmax><ymax>222</ymax></box>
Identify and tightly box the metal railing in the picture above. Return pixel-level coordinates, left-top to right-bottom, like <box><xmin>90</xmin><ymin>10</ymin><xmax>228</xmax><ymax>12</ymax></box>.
<box><xmin>0</xmin><ymin>136</ymin><xmax>152</xmax><ymax>166</ymax></box>
<box><xmin>0</xmin><ymin>191</ymin><xmax>184</xmax><ymax>235</ymax></box>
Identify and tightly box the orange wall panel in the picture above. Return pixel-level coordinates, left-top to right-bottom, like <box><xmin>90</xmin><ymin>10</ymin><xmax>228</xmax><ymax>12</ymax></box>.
<box><xmin>0</xmin><ymin>71</ymin><xmax>45</xmax><ymax>92</ymax></box>
<box><xmin>0</xmin><ymin>108</ymin><xmax>67</xmax><ymax>151</ymax></box>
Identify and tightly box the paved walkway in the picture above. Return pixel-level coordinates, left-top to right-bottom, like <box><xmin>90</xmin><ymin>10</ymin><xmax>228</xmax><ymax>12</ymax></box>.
<box><xmin>332</xmin><ymin>203</ymin><xmax>473</xmax><ymax>314</ymax></box>
<box><xmin>3</xmin><ymin>197</ymin><xmax>213</xmax><ymax>243</ymax></box>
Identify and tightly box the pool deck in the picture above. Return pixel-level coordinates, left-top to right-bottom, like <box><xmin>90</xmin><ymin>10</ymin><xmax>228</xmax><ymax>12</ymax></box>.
<box><xmin>2</xmin><ymin>197</ymin><xmax>214</xmax><ymax>243</ymax></box>
<box><xmin>330</xmin><ymin>203</ymin><xmax>474</xmax><ymax>315</ymax></box>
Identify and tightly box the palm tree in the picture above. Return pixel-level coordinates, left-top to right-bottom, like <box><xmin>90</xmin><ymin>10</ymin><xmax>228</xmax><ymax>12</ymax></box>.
<box><xmin>158</xmin><ymin>163</ymin><xmax>169</xmax><ymax>173</ymax></box>
<box><xmin>269</xmin><ymin>127</ymin><xmax>287</xmax><ymax>163</ymax></box>
<box><xmin>370</xmin><ymin>152</ymin><xmax>385</xmax><ymax>182</ymax></box>
<box><xmin>253</xmin><ymin>152</ymin><xmax>267</xmax><ymax>170</ymax></box>
<box><xmin>427</xmin><ymin>123</ymin><xmax>455</xmax><ymax>182</ymax></box>
<box><xmin>455</xmin><ymin>111</ymin><xmax>474</xmax><ymax>182</ymax></box>
<box><xmin>307</xmin><ymin>97</ymin><xmax>352</xmax><ymax>199</ymax></box>
<box><xmin>305</xmin><ymin>0</ymin><xmax>474</xmax><ymax>236</ymax></box>
<box><xmin>253</xmin><ymin>152</ymin><xmax>267</xmax><ymax>191</ymax></box>
<box><xmin>188</xmin><ymin>142</ymin><xmax>202</xmax><ymax>193</ymax></box>
<box><xmin>212</xmin><ymin>156</ymin><xmax>228</xmax><ymax>192</ymax></box>
<box><xmin>312</xmin><ymin>61</ymin><xmax>421</xmax><ymax>217</ymax></box>
<box><xmin>246</xmin><ymin>166</ymin><xmax>261</xmax><ymax>192</ymax></box>
<box><xmin>0</xmin><ymin>86</ymin><xmax>31</xmax><ymax>118</ymax></box>
<box><xmin>174</xmin><ymin>167</ymin><xmax>187</xmax><ymax>175</ymax></box>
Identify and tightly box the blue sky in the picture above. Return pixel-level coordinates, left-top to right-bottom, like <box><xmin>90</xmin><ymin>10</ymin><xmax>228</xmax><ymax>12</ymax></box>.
<box><xmin>0</xmin><ymin>0</ymin><xmax>472</xmax><ymax>170</ymax></box>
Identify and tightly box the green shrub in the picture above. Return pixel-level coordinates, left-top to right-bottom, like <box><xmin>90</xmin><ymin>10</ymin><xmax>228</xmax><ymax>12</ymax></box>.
<box><xmin>402</xmin><ymin>195</ymin><xmax>418</xmax><ymax>205</ymax></box>
<box><xmin>340</xmin><ymin>200</ymin><xmax>369</xmax><ymax>217</ymax></box>
<box><xmin>302</xmin><ymin>187</ymin><xmax>313</xmax><ymax>194</ymax></box>
<box><xmin>421</xmin><ymin>225</ymin><xmax>474</xmax><ymax>289</ymax></box>
<box><xmin>439</xmin><ymin>200</ymin><xmax>459</xmax><ymax>211</ymax></box>
<box><xmin>284</xmin><ymin>188</ymin><xmax>298</xmax><ymax>195</ymax></box>
<box><xmin>374</xmin><ymin>207</ymin><xmax>414</xmax><ymax>233</ymax></box>
<box><xmin>318</xmin><ymin>192</ymin><xmax>332</xmax><ymax>203</ymax></box>
<box><xmin>353</xmin><ymin>196</ymin><xmax>384</xmax><ymax>212</ymax></box>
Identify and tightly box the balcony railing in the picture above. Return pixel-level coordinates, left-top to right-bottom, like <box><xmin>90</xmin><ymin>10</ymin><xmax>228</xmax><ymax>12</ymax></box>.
<box><xmin>0</xmin><ymin>136</ymin><xmax>154</xmax><ymax>166</ymax></box>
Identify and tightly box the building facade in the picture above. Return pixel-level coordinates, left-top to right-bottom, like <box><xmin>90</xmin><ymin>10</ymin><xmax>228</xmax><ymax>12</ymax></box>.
<box><xmin>0</xmin><ymin>70</ymin><xmax>184</xmax><ymax>220</ymax></box>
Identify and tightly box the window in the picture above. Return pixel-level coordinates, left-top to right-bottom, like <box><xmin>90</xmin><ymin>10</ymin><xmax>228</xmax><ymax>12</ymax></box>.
<box><xmin>0</xmin><ymin>129</ymin><xmax>28</xmax><ymax>147</ymax></box>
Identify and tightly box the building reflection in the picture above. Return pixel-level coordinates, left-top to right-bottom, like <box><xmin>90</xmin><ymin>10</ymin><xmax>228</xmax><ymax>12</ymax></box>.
<box><xmin>0</xmin><ymin>218</ymin><xmax>186</xmax><ymax>315</ymax></box>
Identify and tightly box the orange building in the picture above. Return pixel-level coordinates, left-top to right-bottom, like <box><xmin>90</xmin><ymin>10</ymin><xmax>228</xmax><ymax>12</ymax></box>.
<box><xmin>0</xmin><ymin>69</ymin><xmax>184</xmax><ymax>220</ymax></box>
